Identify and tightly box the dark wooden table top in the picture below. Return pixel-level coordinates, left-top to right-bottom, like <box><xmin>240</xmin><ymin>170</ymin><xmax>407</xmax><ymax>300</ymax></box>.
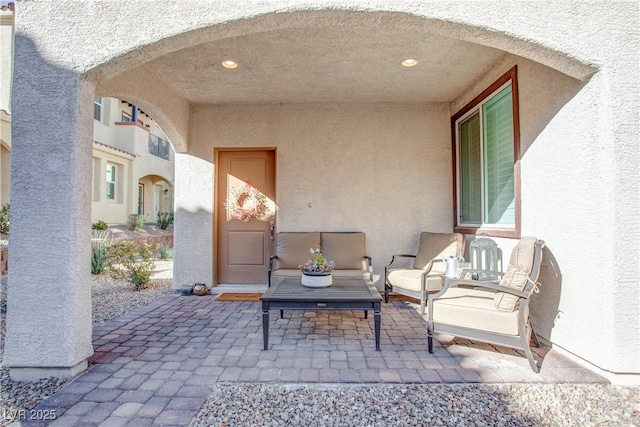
<box><xmin>262</xmin><ymin>277</ymin><xmax>382</xmax><ymax>303</ymax></box>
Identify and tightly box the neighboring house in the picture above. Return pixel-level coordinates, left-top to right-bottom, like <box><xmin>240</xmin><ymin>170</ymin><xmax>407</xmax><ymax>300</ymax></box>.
<box><xmin>0</xmin><ymin>4</ymin><xmax>174</xmax><ymax>223</ymax></box>
<box><xmin>1</xmin><ymin>0</ymin><xmax>638</xmax><ymax>387</ymax></box>
<box><xmin>92</xmin><ymin>97</ymin><xmax>174</xmax><ymax>225</ymax></box>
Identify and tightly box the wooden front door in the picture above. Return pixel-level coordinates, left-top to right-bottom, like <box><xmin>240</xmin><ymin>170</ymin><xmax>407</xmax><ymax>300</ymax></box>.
<box><xmin>216</xmin><ymin>149</ymin><xmax>276</xmax><ymax>284</ymax></box>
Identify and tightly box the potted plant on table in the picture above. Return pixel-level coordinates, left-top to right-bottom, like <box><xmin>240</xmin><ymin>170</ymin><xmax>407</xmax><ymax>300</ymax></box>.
<box><xmin>299</xmin><ymin>248</ymin><xmax>335</xmax><ymax>287</ymax></box>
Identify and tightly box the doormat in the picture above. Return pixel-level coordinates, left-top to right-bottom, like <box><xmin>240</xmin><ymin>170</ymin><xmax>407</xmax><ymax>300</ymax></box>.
<box><xmin>215</xmin><ymin>293</ymin><xmax>262</xmax><ymax>302</ymax></box>
<box><xmin>387</xmin><ymin>294</ymin><xmax>421</xmax><ymax>304</ymax></box>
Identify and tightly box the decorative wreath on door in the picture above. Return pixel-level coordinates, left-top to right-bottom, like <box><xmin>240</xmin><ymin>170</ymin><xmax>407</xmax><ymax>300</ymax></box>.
<box><xmin>224</xmin><ymin>180</ymin><xmax>273</xmax><ymax>222</ymax></box>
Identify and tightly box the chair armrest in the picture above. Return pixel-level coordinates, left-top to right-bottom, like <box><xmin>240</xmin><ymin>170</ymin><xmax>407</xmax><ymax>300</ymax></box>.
<box><xmin>268</xmin><ymin>255</ymin><xmax>278</xmax><ymax>288</ymax></box>
<box><xmin>385</xmin><ymin>254</ymin><xmax>416</xmax><ymax>269</ymax></box>
<box><xmin>384</xmin><ymin>254</ymin><xmax>415</xmax><ymax>284</ymax></box>
<box><xmin>433</xmin><ymin>277</ymin><xmax>529</xmax><ymax>299</ymax></box>
<box><xmin>364</xmin><ymin>256</ymin><xmax>373</xmax><ymax>282</ymax></box>
<box><xmin>268</xmin><ymin>255</ymin><xmax>278</xmax><ymax>272</ymax></box>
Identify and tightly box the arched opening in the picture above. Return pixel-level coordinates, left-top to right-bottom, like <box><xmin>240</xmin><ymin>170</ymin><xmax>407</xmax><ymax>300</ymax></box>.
<box><xmin>12</xmin><ymin>3</ymin><xmax>630</xmax><ymax>387</ymax></box>
<box><xmin>84</xmin><ymin>10</ymin><xmax>598</xmax><ymax>289</ymax></box>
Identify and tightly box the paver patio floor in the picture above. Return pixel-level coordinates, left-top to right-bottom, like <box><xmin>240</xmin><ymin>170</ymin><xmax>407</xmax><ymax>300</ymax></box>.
<box><xmin>21</xmin><ymin>293</ymin><xmax>607</xmax><ymax>426</ymax></box>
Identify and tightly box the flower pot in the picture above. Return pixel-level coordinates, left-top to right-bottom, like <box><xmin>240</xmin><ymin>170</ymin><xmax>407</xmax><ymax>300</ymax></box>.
<box><xmin>301</xmin><ymin>272</ymin><xmax>332</xmax><ymax>288</ymax></box>
<box><xmin>193</xmin><ymin>282</ymin><xmax>208</xmax><ymax>296</ymax></box>
<box><xmin>181</xmin><ymin>284</ymin><xmax>194</xmax><ymax>296</ymax></box>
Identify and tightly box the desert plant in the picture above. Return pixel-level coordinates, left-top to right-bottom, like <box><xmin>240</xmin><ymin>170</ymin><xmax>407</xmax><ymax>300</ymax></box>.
<box><xmin>92</xmin><ymin>220</ymin><xmax>109</xmax><ymax>231</ymax></box>
<box><xmin>128</xmin><ymin>214</ymin><xmax>145</xmax><ymax>231</ymax></box>
<box><xmin>0</xmin><ymin>203</ymin><xmax>9</xmax><ymax>235</ymax></box>
<box><xmin>107</xmin><ymin>241</ymin><xmax>156</xmax><ymax>290</ymax></box>
<box><xmin>157</xmin><ymin>211</ymin><xmax>173</xmax><ymax>230</ymax></box>
<box><xmin>91</xmin><ymin>229</ymin><xmax>112</xmax><ymax>275</ymax></box>
<box><xmin>91</xmin><ymin>243</ymin><xmax>109</xmax><ymax>275</ymax></box>
<box><xmin>158</xmin><ymin>243</ymin><xmax>173</xmax><ymax>259</ymax></box>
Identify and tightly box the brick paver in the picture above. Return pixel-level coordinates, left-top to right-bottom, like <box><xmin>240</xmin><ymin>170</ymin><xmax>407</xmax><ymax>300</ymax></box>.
<box><xmin>20</xmin><ymin>293</ymin><xmax>608</xmax><ymax>426</ymax></box>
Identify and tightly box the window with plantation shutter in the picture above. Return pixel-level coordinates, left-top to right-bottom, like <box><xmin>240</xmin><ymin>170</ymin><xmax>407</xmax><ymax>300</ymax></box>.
<box><xmin>452</xmin><ymin>67</ymin><xmax>520</xmax><ymax>238</ymax></box>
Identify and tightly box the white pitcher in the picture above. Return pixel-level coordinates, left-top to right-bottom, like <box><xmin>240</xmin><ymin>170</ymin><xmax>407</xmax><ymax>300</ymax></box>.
<box><xmin>444</xmin><ymin>256</ymin><xmax>459</xmax><ymax>278</ymax></box>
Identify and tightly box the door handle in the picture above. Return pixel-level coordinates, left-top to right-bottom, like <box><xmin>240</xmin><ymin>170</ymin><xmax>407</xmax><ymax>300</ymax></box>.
<box><xmin>270</xmin><ymin>220</ymin><xmax>275</xmax><ymax>240</ymax></box>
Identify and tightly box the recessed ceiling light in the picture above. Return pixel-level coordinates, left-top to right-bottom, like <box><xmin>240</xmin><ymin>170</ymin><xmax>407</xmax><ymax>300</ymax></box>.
<box><xmin>401</xmin><ymin>58</ymin><xmax>418</xmax><ymax>67</ymax></box>
<box><xmin>222</xmin><ymin>60</ymin><xmax>238</xmax><ymax>69</ymax></box>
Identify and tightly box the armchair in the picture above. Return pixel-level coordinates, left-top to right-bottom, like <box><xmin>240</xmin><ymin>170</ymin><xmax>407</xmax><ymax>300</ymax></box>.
<box><xmin>384</xmin><ymin>232</ymin><xmax>465</xmax><ymax>314</ymax></box>
<box><xmin>427</xmin><ymin>237</ymin><xmax>545</xmax><ymax>372</ymax></box>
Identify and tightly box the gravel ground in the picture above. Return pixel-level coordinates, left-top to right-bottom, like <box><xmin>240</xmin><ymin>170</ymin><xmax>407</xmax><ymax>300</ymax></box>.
<box><xmin>1</xmin><ymin>255</ymin><xmax>640</xmax><ymax>426</ymax></box>
<box><xmin>191</xmin><ymin>382</ymin><xmax>640</xmax><ymax>427</ymax></box>
<box><xmin>0</xmin><ymin>260</ymin><xmax>174</xmax><ymax>426</ymax></box>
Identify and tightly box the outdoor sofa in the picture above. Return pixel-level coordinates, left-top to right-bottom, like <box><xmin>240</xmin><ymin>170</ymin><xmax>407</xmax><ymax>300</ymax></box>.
<box><xmin>268</xmin><ymin>231</ymin><xmax>373</xmax><ymax>287</ymax></box>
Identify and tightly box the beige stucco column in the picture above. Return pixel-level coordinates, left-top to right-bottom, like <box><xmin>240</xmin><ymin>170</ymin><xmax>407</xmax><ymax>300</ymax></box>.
<box><xmin>2</xmin><ymin>34</ymin><xmax>94</xmax><ymax>380</ymax></box>
<box><xmin>173</xmin><ymin>153</ymin><xmax>213</xmax><ymax>288</ymax></box>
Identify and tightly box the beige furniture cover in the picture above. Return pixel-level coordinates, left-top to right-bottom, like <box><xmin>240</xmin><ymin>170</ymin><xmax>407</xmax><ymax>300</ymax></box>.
<box><xmin>427</xmin><ymin>237</ymin><xmax>545</xmax><ymax>372</ymax></box>
<box><xmin>268</xmin><ymin>232</ymin><xmax>373</xmax><ymax>286</ymax></box>
<box><xmin>384</xmin><ymin>232</ymin><xmax>465</xmax><ymax>314</ymax></box>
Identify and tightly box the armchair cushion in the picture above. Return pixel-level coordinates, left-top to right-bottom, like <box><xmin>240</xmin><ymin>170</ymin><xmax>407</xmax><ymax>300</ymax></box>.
<box><xmin>494</xmin><ymin>236</ymin><xmax>538</xmax><ymax>312</ymax></box>
<box><xmin>386</xmin><ymin>269</ymin><xmax>444</xmax><ymax>293</ymax></box>
<box><xmin>432</xmin><ymin>287</ymin><xmax>524</xmax><ymax>336</ymax></box>
<box><xmin>321</xmin><ymin>232</ymin><xmax>367</xmax><ymax>270</ymax></box>
<box><xmin>275</xmin><ymin>232</ymin><xmax>321</xmax><ymax>269</ymax></box>
<box><xmin>413</xmin><ymin>232</ymin><xmax>464</xmax><ymax>270</ymax></box>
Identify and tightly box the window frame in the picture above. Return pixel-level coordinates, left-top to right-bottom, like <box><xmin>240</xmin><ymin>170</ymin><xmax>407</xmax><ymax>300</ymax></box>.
<box><xmin>451</xmin><ymin>66</ymin><xmax>521</xmax><ymax>238</ymax></box>
<box><xmin>106</xmin><ymin>163</ymin><xmax>117</xmax><ymax>201</ymax></box>
<box><xmin>94</xmin><ymin>98</ymin><xmax>103</xmax><ymax>122</ymax></box>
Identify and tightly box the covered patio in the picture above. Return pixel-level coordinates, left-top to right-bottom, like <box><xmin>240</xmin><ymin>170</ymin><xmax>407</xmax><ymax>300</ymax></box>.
<box><xmin>24</xmin><ymin>293</ymin><xmax>609</xmax><ymax>425</ymax></box>
<box><xmin>3</xmin><ymin>0</ymin><xmax>638</xmax><ymax>393</ymax></box>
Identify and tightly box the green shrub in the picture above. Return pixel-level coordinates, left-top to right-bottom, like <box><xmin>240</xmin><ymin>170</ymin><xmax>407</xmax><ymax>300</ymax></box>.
<box><xmin>92</xmin><ymin>220</ymin><xmax>109</xmax><ymax>231</ymax></box>
<box><xmin>107</xmin><ymin>241</ymin><xmax>156</xmax><ymax>290</ymax></box>
<box><xmin>0</xmin><ymin>204</ymin><xmax>9</xmax><ymax>235</ymax></box>
<box><xmin>157</xmin><ymin>211</ymin><xmax>173</xmax><ymax>230</ymax></box>
<box><xmin>91</xmin><ymin>243</ymin><xmax>109</xmax><ymax>275</ymax></box>
<box><xmin>158</xmin><ymin>243</ymin><xmax>173</xmax><ymax>259</ymax></box>
<box><xmin>90</xmin><ymin>229</ymin><xmax>112</xmax><ymax>275</ymax></box>
<box><xmin>128</xmin><ymin>214</ymin><xmax>145</xmax><ymax>231</ymax></box>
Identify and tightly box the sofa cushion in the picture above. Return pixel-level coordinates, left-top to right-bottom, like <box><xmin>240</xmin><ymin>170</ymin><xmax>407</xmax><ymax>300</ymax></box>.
<box><xmin>494</xmin><ymin>237</ymin><xmax>538</xmax><ymax>312</ymax></box>
<box><xmin>321</xmin><ymin>232</ymin><xmax>367</xmax><ymax>270</ymax></box>
<box><xmin>413</xmin><ymin>232</ymin><xmax>464</xmax><ymax>270</ymax></box>
<box><xmin>271</xmin><ymin>268</ymin><xmax>372</xmax><ymax>282</ymax></box>
<box><xmin>274</xmin><ymin>232</ymin><xmax>321</xmax><ymax>269</ymax></box>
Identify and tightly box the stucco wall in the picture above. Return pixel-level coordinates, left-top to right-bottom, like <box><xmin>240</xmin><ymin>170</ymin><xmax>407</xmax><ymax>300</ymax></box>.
<box><xmin>452</xmin><ymin>49</ymin><xmax>639</xmax><ymax>380</ymax></box>
<box><xmin>186</xmin><ymin>102</ymin><xmax>452</xmax><ymax>287</ymax></box>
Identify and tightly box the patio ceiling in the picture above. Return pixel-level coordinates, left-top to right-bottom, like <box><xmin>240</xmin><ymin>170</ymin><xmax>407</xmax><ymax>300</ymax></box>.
<box><xmin>144</xmin><ymin>25</ymin><xmax>506</xmax><ymax>105</ymax></box>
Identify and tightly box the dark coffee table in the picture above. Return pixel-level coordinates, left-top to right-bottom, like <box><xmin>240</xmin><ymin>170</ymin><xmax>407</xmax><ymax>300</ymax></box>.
<box><xmin>261</xmin><ymin>277</ymin><xmax>382</xmax><ymax>350</ymax></box>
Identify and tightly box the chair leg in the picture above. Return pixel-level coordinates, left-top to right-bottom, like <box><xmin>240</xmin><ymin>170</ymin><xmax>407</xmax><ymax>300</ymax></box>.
<box><xmin>523</xmin><ymin>343</ymin><xmax>540</xmax><ymax>373</ymax></box>
<box><xmin>428</xmin><ymin>331</ymin><xmax>433</xmax><ymax>353</ymax></box>
<box><xmin>531</xmin><ymin>328</ymin><xmax>541</xmax><ymax>348</ymax></box>
<box><xmin>522</xmin><ymin>328</ymin><xmax>540</xmax><ymax>373</ymax></box>
<box><xmin>384</xmin><ymin>284</ymin><xmax>390</xmax><ymax>303</ymax></box>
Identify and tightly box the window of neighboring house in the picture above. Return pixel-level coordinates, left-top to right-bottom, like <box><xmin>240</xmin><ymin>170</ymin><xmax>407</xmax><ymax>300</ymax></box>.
<box><xmin>148</xmin><ymin>133</ymin><xmax>171</xmax><ymax>161</ymax></box>
<box><xmin>106</xmin><ymin>163</ymin><xmax>117</xmax><ymax>200</ymax></box>
<box><xmin>138</xmin><ymin>184</ymin><xmax>144</xmax><ymax>214</ymax></box>
<box><xmin>452</xmin><ymin>66</ymin><xmax>520</xmax><ymax>238</ymax></box>
<box><xmin>121</xmin><ymin>111</ymin><xmax>132</xmax><ymax>122</ymax></box>
<box><xmin>94</xmin><ymin>98</ymin><xmax>103</xmax><ymax>122</ymax></box>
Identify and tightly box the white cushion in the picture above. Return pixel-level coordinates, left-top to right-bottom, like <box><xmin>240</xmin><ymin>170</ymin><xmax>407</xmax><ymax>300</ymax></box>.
<box><xmin>494</xmin><ymin>236</ymin><xmax>538</xmax><ymax>312</ymax></box>
<box><xmin>387</xmin><ymin>269</ymin><xmax>443</xmax><ymax>292</ymax></box>
<box><xmin>433</xmin><ymin>287</ymin><xmax>525</xmax><ymax>336</ymax></box>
